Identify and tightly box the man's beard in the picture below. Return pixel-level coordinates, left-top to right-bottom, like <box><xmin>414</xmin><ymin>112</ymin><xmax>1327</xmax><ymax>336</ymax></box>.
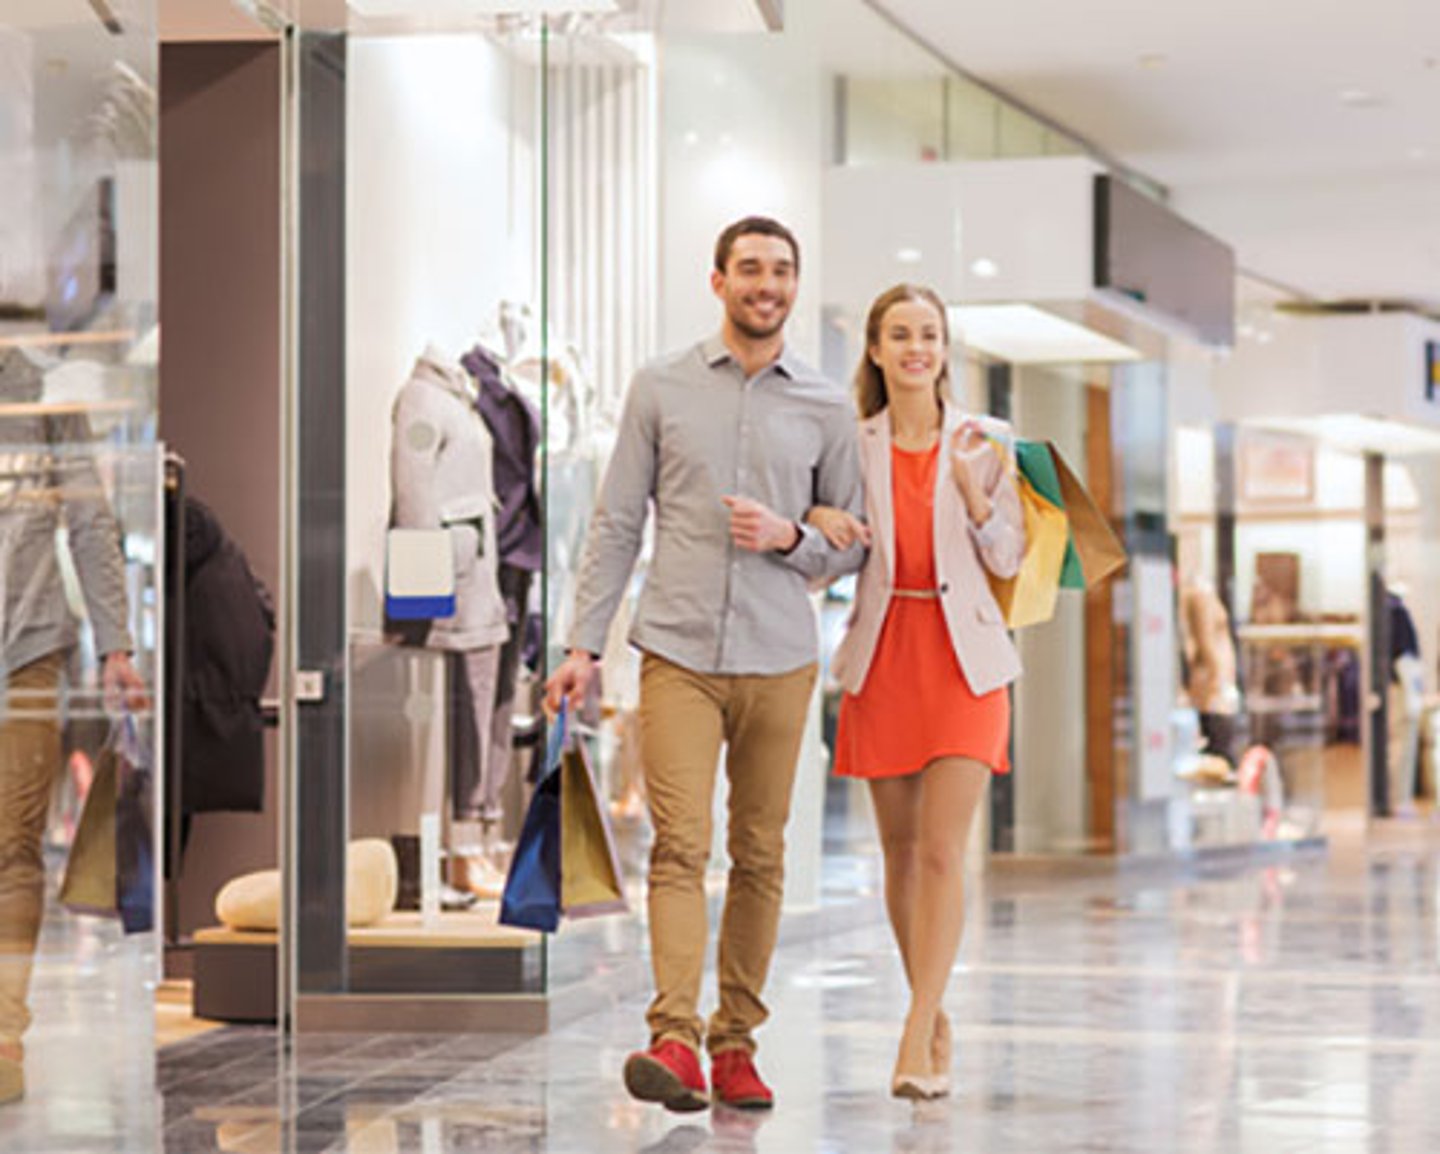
<box><xmin>727</xmin><ymin>300</ymin><xmax>790</xmax><ymax>341</ymax></box>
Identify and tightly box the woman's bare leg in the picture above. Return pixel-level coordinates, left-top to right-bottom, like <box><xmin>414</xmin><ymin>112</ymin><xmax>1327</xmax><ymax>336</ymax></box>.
<box><xmin>866</xmin><ymin>775</ymin><xmax>924</xmax><ymax>990</ymax></box>
<box><xmin>893</xmin><ymin>757</ymin><xmax>989</xmax><ymax>1077</ymax></box>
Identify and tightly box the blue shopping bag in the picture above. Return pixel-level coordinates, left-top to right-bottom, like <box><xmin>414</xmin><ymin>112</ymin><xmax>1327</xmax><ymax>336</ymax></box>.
<box><xmin>498</xmin><ymin>704</ymin><xmax>567</xmax><ymax>932</ymax></box>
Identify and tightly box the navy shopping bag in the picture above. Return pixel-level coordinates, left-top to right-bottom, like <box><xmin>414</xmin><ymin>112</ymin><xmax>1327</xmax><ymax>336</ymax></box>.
<box><xmin>498</xmin><ymin>703</ymin><xmax>567</xmax><ymax>932</ymax></box>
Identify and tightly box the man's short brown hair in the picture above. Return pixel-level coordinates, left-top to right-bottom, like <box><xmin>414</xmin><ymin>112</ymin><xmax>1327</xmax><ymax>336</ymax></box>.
<box><xmin>713</xmin><ymin>216</ymin><xmax>801</xmax><ymax>275</ymax></box>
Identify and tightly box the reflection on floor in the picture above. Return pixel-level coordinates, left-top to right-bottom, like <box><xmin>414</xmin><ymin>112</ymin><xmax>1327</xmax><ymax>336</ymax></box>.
<box><xmin>6</xmin><ymin>822</ymin><xmax>1440</xmax><ymax>1152</ymax></box>
<box><xmin>157</xmin><ymin>979</ymin><xmax>223</xmax><ymax>1050</ymax></box>
<box><xmin>0</xmin><ymin>906</ymin><xmax>159</xmax><ymax>1153</ymax></box>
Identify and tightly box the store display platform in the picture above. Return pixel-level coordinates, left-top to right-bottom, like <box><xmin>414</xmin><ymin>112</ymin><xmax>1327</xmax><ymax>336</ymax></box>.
<box><xmin>192</xmin><ymin>908</ymin><xmax>543</xmax><ymax>1024</ymax></box>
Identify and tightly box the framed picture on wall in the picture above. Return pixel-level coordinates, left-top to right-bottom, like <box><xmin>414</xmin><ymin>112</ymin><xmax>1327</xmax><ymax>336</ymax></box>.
<box><xmin>1238</xmin><ymin>430</ymin><xmax>1314</xmax><ymax>504</ymax></box>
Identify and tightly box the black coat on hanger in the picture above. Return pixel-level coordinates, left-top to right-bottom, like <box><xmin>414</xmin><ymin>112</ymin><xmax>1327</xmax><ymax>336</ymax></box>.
<box><xmin>181</xmin><ymin>497</ymin><xmax>275</xmax><ymax>814</ymax></box>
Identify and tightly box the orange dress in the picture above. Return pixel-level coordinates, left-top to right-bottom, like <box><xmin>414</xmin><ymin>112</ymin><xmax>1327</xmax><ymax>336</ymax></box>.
<box><xmin>833</xmin><ymin>443</ymin><xmax>1012</xmax><ymax>779</ymax></box>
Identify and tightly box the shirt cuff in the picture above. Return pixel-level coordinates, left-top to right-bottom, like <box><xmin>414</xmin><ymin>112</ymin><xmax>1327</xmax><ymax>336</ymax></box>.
<box><xmin>776</xmin><ymin>521</ymin><xmax>807</xmax><ymax>556</ymax></box>
<box><xmin>968</xmin><ymin>512</ymin><xmax>1005</xmax><ymax>551</ymax></box>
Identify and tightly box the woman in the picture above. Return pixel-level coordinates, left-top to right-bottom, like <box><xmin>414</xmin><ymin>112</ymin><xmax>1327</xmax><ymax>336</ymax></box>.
<box><xmin>808</xmin><ymin>284</ymin><xmax>1024</xmax><ymax>1100</ymax></box>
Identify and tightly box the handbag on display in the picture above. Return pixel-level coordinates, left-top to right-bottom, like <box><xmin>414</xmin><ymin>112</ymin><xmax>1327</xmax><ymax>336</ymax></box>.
<box><xmin>985</xmin><ymin>439</ymin><xmax>1127</xmax><ymax>629</ymax></box>
<box><xmin>383</xmin><ymin>527</ymin><xmax>456</xmax><ymax>621</ymax></box>
<box><xmin>60</xmin><ymin>712</ymin><xmax>155</xmax><ymax>935</ymax></box>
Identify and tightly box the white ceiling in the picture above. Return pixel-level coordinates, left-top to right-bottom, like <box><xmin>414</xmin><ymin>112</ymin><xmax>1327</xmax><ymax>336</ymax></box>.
<box><xmin>873</xmin><ymin>0</ymin><xmax>1440</xmax><ymax>308</ymax></box>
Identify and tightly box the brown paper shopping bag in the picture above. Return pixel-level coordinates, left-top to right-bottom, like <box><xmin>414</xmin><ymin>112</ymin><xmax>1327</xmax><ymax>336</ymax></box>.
<box><xmin>1049</xmin><ymin>445</ymin><xmax>1127</xmax><ymax>590</ymax></box>
<box><xmin>558</xmin><ymin>739</ymin><xmax>629</xmax><ymax>919</ymax></box>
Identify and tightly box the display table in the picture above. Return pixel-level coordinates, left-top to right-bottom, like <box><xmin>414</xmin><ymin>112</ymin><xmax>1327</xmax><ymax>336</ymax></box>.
<box><xmin>192</xmin><ymin>908</ymin><xmax>542</xmax><ymax>1023</ymax></box>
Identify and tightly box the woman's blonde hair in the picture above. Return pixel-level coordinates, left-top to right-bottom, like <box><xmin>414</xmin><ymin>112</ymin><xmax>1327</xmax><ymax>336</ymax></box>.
<box><xmin>854</xmin><ymin>283</ymin><xmax>953</xmax><ymax>419</ymax></box>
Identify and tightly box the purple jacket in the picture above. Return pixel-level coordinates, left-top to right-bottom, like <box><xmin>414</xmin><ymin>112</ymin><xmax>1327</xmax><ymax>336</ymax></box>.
<box><xmin>462</xmin><ymin>345</ymin><xmax>543</xmax><ymax>572</ymax></box>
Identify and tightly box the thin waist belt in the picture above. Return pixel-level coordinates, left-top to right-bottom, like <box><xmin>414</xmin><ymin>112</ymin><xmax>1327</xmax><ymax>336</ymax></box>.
<box><xmin>892</xmin><ymin>588</ymin><xmax>940</xmax><ymax>600</ymax></box>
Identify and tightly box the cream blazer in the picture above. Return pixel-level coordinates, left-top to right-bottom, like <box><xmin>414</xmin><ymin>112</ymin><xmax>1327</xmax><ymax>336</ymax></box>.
<box><xmin>830</xmin><ymin>404</ymin><xmax>1025</xmax><ymax>698</ymax></box>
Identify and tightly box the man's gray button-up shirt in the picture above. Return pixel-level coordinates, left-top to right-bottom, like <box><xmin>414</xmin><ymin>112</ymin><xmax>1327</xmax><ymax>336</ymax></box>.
<box><xmin>568</xmin><ymin>336</ymin><xmax>865</xmax><ymax>676</ymax></box>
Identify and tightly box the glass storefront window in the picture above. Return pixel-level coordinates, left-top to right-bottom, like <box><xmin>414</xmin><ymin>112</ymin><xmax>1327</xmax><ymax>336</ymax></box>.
<box><xmin>0</xmin><ymin>1</ymin><xmax>161</xmax><ymax>1143</ymax></box>
<box><xmin>280</xmin><ymin>4</ymin><xmax>664</xmax><ymax>1028</ymax></box>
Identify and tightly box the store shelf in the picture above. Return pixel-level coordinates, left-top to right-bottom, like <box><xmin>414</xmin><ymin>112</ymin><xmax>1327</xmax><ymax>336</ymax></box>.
<box><xmin>1237</xmin><ymin>623</ymin><xmax>1364</xmax><ymax>648</ymax></box>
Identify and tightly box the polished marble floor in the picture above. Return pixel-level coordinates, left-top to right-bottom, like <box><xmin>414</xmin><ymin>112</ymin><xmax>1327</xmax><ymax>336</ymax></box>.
<box><xmin>4</xmin><ymin>823</ymin><xmax>1439</xmax><ymax>1153</ymax></box>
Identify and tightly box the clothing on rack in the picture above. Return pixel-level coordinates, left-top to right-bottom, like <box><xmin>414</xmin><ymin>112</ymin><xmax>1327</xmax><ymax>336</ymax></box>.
<box><xmin>1388</xmin><ymin>590</ymin><xmax>1420</xmax><ymax>667</ymax></box>
<box><xmin>178</xmin><ymin>496</ymin><xmax>275</xmax><ymax>815</ymax></box>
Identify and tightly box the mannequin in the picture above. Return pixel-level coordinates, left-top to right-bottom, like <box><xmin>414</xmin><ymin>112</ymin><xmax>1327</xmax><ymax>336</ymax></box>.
<box><xmin>1181</xmin><ymin>573</ymin><xmax>1242</xmax><ymax>765</ymax></box>
<box><xmin>389</xmin><ymin>344</ymin><xmax>509</xmax><ymax>901</ymax></box>
<box><xmin>458</xmin><ymin>341</ymin><xmax>541</xmax><ymax>843</ymax></box>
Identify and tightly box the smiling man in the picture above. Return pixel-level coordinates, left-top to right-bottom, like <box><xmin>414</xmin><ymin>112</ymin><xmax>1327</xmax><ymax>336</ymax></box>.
<box><xmin>546</xmin><ymin>216</ymin><xmax>864</xmax><ymax>1113</ymax></box>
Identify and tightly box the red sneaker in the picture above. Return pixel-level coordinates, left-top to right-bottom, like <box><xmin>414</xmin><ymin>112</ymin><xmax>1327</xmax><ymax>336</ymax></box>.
<box><xmin>710</xmin><ymin>1048</ymin><xmax>774</xmax><ymax>1110</ymax></box>
<box><xmin>623</xmin><ymin>1040</ymin><xmax>709</xmax><ymax>1113</ymax></box>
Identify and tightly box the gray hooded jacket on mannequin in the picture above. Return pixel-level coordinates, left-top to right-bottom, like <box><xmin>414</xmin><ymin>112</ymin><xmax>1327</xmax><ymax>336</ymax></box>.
<box><xmin>389</xmin><ymin>345</ymin><xmax>508</xmax><ymax>651</ymax></box>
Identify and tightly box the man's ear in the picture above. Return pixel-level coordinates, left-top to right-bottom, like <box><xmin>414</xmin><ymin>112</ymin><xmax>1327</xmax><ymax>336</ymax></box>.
<box><xmin>710</xmin><ymin>268</ymin><xmax>726</xmax><ymax>298</ymax></box>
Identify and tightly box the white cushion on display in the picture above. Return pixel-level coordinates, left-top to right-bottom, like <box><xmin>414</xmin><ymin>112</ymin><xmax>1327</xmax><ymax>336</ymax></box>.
<box><xmin>214</xmin><ymin>838</ymin><xmax>399</xmax><ymax>931</ymax></box>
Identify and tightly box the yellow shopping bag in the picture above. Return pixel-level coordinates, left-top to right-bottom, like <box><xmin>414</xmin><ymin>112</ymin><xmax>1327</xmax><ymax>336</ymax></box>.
<box><xmin>987</xmin><ymin>471</ymin><xmax>1070</xmax><ymax>629</ymax></box>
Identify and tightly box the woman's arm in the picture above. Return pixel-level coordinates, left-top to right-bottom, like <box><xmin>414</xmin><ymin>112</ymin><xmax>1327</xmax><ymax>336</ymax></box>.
<box><xmin>804</xmin><ymin>506</ymin><xmax>872</xmax><ymax>550</ymax></box>
<box><xmin>951</xmin><ymin>423</ymin><xmax>1024</xmax><ymax>579</ymax></box>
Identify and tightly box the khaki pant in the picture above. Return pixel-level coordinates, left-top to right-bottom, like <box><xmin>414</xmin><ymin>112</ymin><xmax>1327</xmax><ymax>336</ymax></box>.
<box><xmin>0</xmin><ymin>653</ymin><xmax>64</xmax><ymax>1047</ymax></box>
<box><xmin>638</xmin><ymin>653</ymin><xmax>817</xmax><ymax>1056</ymax></box>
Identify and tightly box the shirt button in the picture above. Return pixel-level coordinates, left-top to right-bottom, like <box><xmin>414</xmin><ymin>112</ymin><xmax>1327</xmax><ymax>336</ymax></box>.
<box><xmin>940</xmin><ymin>582</ymin><xmax>950</xmax><ymax>594</ymax></box>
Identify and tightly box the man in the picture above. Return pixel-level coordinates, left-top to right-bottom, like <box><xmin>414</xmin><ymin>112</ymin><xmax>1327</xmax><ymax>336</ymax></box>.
<box><xmin>0</xmin><ymin>346</ymin><xmax>148</xmax><ymax>1106</ymax></box>
<box><xmin>546</xmin><ymin>217</ymin><xmax>864</xmax><ymax>1112</ymax></box>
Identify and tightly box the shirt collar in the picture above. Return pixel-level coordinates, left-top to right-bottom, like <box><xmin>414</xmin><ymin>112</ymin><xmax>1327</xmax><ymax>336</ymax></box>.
<box><xmin>701</xmin><ymin>333</ymin><xmax>798</xmax><ymax>380</ymax></box>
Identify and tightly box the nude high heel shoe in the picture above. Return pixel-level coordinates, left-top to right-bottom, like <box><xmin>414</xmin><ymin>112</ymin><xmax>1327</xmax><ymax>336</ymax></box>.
<box><xmin>891</xmin><ymin>1023</ymin><xmax>947</xmax><ymax>1101</ymax></box>
<box><xmin>890</xmin><ymin>1070</ymin><xmax>947</xmax><ymax>1100</ymax></box>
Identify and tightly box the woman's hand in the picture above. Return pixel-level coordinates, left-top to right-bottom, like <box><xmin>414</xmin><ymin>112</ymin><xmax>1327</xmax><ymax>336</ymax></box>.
<box><xmin>950</xmin><ymin>422</ymin><xmax>996</xmax><ymax>525</ymax></box>
<box><xmin>804</xmin><ymin>506</ymin><xmax>871</xmax><ymax>550</ymax></box>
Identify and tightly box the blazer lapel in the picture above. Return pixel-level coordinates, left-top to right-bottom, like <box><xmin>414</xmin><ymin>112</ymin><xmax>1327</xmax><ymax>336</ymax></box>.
<box><xmin>933</xmin><ymin>403</ymin><xmax>969</xmax><ymax>559</ymax></box>
<box><xmin>861</xmin><ymin>413</ymin><xmax>896</xmax><ymax>586</ymax></box>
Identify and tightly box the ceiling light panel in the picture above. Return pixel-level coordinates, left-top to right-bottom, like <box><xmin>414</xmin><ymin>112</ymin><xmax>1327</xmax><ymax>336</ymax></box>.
<box><xmin>1259</xmin><ymin>414</ymin><xmax>1440</xmax><ymax>456</ymax></box>
<box><xmin>947</xmin><ymin>304</ymin><xmax>1143</xmax><ymax>364</ymax></box>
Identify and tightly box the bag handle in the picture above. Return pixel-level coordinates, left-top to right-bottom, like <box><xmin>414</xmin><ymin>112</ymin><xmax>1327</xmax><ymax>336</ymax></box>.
<box><xmin>543</xmin><ymin>701</ymin><xmax>570</xmax><ymax>780</ymax></box>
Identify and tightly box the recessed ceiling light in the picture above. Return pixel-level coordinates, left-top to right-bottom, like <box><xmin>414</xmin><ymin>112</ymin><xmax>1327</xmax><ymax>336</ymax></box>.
<box><xmin>1408</xmin><ymin>146</ymin><xmax>1429</xmax><ymax>161</ymax></box>
<box><xmin>969</xmin><ymin>257</ymin><xmax>999</xmax><ymax>279</ymax></box>
<box><xmin>1338</xmin><ymin>87</ymin><xmax>1386</xmax><ymax>108</ymax></box>
<box><xmin>1137</xmin><ymin>52</ymin><xmax>1168</xmax><ymax>69</ymax></box>
<box><xmin>895</xmin><ymin>248</ymin><xmax>923</xmax><ymax>265</ymax></box>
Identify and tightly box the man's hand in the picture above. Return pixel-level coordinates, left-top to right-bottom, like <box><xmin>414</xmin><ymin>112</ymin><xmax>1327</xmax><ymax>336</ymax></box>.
<box><xmin>721</xmin><ymin>495</ymin><xmax>799</xmax><ymax>552</ymax></box>
<box><xmin>102</xmin><ymin>652</ymin><xmax>150</xmax><ymax>715</ymax></box>
<box><xmin>804</xmin><ymin>506</ymin><xmax>871</xmax><ymax>550</ymax></box>
<box><xmin>545</xmin><ymin>649</ymin><xmax>597</xmax><ymax>714</ymax></box>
